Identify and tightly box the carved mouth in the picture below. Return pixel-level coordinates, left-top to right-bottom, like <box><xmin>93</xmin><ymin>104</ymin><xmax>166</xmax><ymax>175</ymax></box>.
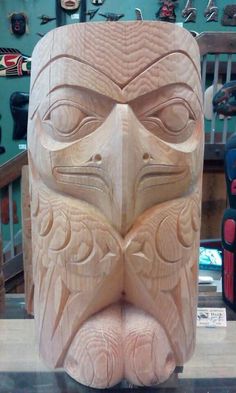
<box><xmin>53</xmin><ymin>166</ymin><xmax>111</xmax><ymax>195</ymax></box>
<box><xmin>65</xmin><ymin>1</ymin><xmax>76</xmax><ymax>6</ymax></box>
<box><xmin>136</xmin><ymin>165</ymin><xmax>188</xmax><ymax>192</ymax></box>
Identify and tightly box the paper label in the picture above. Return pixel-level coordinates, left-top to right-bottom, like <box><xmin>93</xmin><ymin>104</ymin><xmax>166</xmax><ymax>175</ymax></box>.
<box><xmin>197</xmin><ymin>307</ymin><xmax>227</xmax><ymax>327</ymax></box>
<box><xmin>71</xmin><ymin>13</ymin><xmax>80</xmax><ymax>20</ymax></box>
<box><xmin>18</xmin><ymin>144</ymin><xmax>27</xmax><ymax>150</ymax></box>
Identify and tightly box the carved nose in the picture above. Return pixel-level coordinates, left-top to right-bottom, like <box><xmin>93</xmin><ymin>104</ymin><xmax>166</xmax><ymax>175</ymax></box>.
<box><xmin>100</xmin><ymin>104</ymin><xmax>146</xmax><ymax>235</ymax></box>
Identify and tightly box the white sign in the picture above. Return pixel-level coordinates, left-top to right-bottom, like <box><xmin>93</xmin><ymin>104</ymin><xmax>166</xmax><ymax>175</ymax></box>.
<box><xmin>18</xmin><ymin>144</ymin><xmax>27</xmax><ymax>150</ymax></box>
<box><xmin>197</xmin><ymin>308</ymin><xmax>227</xmax><ymax>328</ymax></box>
<box><xmin>71</xmin><ymin>13</ymin><xmax>80</xmax><ymax>20</ymax></box>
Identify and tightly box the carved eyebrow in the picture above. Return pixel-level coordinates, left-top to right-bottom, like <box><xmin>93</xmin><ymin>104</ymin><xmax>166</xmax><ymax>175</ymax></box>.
<box><xmin>30</xmin><ymin>51</ymin><xmax>201</xmax><ymax>118</ymax></box>
<box><xmin>47</xmin><ymin>85</ymin><xmax>117</xmax><ymax>103</ymax></box>
<box><xmin>30</xmin><ymin>82</ymin><xmax>201</xmax><ymax>122</ymax></box>
<box><xmin>122</xmin><ymin>50</ymin><xmax>201</xmax><ymax>89</ymax></box>
<box><xmin>46</xmin><ymin>86</ymin><xmax>117</xmax><ymax>117</ymax></box>
<box><xmin>30</xmin><ymin>86</ymin><xmax>116</xmax><ymax>121</ymax></box>
<box><xmin>31</xmin><ymin>55</ymin><xmax>123</xmax><ymax>94</ymax></box>
<box><xmin>29</xmin><ymin>57</ymin><xmax>124</xmax><ymax>114</ymax></box>
<box><xmin>129</xmin><ymin>83</ymin><xmax>203</xmax><ymax>115</ymax></box>
<box><xmin>31</xmin><ymin>50</ymin><xmax>201</xmax><ymax>94</ymax></box>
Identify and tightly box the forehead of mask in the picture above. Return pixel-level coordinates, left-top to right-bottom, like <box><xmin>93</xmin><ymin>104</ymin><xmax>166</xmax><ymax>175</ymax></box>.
<box><xmin>60</xmin><ymin>0</ymin><xmax>80</xmax><ymax>10</ymax></box>
<box><xmin>30</xmin><ymin>22</ymin><xmax>201</xmax><ymax>109</ymax></box>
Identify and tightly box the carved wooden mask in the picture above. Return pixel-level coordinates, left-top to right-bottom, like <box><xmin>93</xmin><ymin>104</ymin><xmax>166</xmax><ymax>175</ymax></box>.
<box><xmin>28</xmin><ymin>22</ymin><xmax>204</xmax><ymax>388</ymax></box>
<box><xmin>222</xmin><ymin>5</ymin><xmax>236</xmax><ymax>26</ymax></box>
<box><xmin>8</xmin><ymin>12</ymin><xmax>29</xmax><ymax>36</ymax></box>
<box><xmin>60</xmin><ymin>0</ymin><xmax>80</xmax><ymax>10</ymax></box>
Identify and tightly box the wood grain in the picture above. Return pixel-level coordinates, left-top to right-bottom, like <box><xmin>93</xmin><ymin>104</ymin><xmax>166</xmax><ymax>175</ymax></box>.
<box><xmin>201</xmin><ymin>172</ymin><xmax>227</xmax><ymax>239</ymax></box>
<box><xmin>0</xmin><ymin>151</ymin><xmax>27</xmax><ymax>189</ymax></box>
<box><xmin>28</xmin><ymin>21</ymin><xmax>204</xmax><ymax>388</ymax></box>
<box><xmin>21</xmin><ymin>165</ymin><xmax>34</xmax><ymax>315</ymax></box>
<box><xmin>1</xmin><ymin>317</ymin><xmax>236</xmax><ymax>379</ymax></box>
<box><xmin>197</xmin><ymin>32</ymin><xmax>236</xmax><ymax>56</ymax></box>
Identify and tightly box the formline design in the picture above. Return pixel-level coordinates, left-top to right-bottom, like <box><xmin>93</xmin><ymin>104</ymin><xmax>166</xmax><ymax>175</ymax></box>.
<box><xmin>27</xmin><ymin>21</ymin><xmax>204</xmax><ymax>388</ymax></box>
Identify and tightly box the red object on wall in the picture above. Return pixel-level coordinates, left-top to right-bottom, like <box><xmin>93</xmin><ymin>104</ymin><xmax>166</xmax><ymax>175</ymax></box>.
<box><xmin>224</xmin><ymin>249</ymin><xmax>234</xmax><ymax>303</ymax></box>
<box><xmin>224</xmin><ymin>219</ymin><xmax>236</xmax><ymax>244</ymax></box>
<box><xmin>1</xmin><ymin>197</ymin><xmax>19</xmax><ymax>225</ymax></box>
<box><xmin>231</xmin><ymin>179</ymin><xmax>236</xmax><ymax>196</ymax></box>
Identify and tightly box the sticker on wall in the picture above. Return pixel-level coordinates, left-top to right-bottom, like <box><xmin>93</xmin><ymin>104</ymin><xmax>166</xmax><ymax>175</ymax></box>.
<box><xmin>91</xmin><ymin>0</ymin><xmax>105</xmax><ymax>5</ymax></box>
<box><xmin>60</xmin><ymin>0</ymin><xmax>80</xmax><ymax>10</ymax></box>
<box><xmin>86</xmin><ymin>8</ymin><xmax>99</xmax><ymax>20</ymax></box>
<box><xmin>10</xmin><ymin>92</ymin><xmax>29</xmax><ymax>140</ymax></box>
<box><xmin>222</xmin><ymin>5</ymin><xmax>236</xmax><ymax>26</ymax></box>
<box><xmin>8</xmin><ymin>12</ymin><xmax>29</xmax><ymax>36</ymax></box>
<box><xmin>99</xmin><ymin>12</ymin><xmax>124</xmax><ymax>21</ymax></box>
<box><xmin>182</xmin><ymin>0</ymin><xmax>196</xmax><ymax>23</ymax></box>
<box><xmin>0</xmin><ymin>48</ymin><xmax>31</xmax><ymax>77</ymax></box>
<box><xmin>18</xmin><ymin>144</ymin><xmax>27</xmax><ymax>150</ymax></box>
<box><xmin>71</xmin><ymin>13</ymin><xmax>80</xmax><ymax>19</ymax></box>
<box><xmin>38</xmin><ymin>15</ymin><xmax>56</xmax><ymax>25</ymax></box>
<box><xmin>156</xmin><ymin>0</ymin><xmax>177</xmax><ymax>23</ymax></box>
<box><xmin>135</xmin><ymin>8</ymin><xmax>143</xmax><ymax>20</ymax></box>
<box><xmin>204</xmin><ymin>0</ymin><xmax>218</xmax><ymax>22</ymax></box>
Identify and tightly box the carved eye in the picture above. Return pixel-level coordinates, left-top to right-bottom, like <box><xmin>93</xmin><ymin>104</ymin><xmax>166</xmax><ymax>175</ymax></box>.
<box><xmin>46</xmin><ymin>103</ymin><xmax>87</xmax><ymax>136</ymax></box>
<box><xmin>42</xmin><ymin>100</ymin><xmax>103</xmax><ymax>140</ymax></box>
<box><xmin>154</xmin><ymin>104</ymin><xmax>190</xmax><ymax>133</ymax></box>
<box><xmin>141</xmin><ymin>102</ymin><xmax>195</xmax><ymax>142</ymax></box>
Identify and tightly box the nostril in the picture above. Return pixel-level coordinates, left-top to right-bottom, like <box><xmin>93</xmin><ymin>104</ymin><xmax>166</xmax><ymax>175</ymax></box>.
<box><xmin>142</xmin><ymin>152</ymin><xmax>150</xmax><ymax>162</ymax></box>
<box><xmin>93</xmin><ymin>154</ymin><xmax>102</xmax><ymax>163</ymax></box>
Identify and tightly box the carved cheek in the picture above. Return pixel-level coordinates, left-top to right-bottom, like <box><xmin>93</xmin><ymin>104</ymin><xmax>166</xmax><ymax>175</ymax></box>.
<box><xmin>177</xmin><ymin>199</ymin><xmax>200</xmax><ymax>248</ymax></box>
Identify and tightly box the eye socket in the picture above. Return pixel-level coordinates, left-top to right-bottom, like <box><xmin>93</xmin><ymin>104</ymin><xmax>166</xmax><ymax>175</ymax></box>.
<box><xmin>42</xmin><ymin>99</ymin><xmax>104</xmax><ymax>140</ymax></box>
<box><xmin>45</xmin><ymin>103</ymin><xmax>87</xmax><ymax>136</ymax></box>
<box><xmin>153</xmin><ymin>104</ymin><xmax>190</xmax><ymax>133</ymax></box>
<box><xmin>141</xmin><ymin>101</ymin><xmax>196</xmax><ymax>143</ymax></box>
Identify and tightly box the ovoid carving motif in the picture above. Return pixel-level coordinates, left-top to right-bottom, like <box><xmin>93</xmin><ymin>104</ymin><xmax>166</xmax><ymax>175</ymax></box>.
<box><xmin>28</xmin><ymin>21</ymin><xmax>204</xmax><ymax>388</ymax></box>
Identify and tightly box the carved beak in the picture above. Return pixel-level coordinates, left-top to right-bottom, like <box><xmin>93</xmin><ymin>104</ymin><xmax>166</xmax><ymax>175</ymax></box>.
<box><xmin>97</xmin><ymin>104</ymin><xmax>189</xmax><ymax>236</ymax></box>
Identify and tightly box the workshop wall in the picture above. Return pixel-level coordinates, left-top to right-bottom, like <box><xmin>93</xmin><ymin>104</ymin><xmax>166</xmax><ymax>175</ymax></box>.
<box><xmin>85</xmin><ymin>0</ymin><xmax>236</xmax><ymax>33</ymax></box>
<box><xmin>0</xmin><ymin>0</ymin><xmax>56</xmax><ymax>165</ymax></box>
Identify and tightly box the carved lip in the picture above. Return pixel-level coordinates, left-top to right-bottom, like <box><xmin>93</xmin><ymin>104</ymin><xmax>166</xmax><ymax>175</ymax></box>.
<box><xmin>64</xmin><ymin>1</ymin><xmax>76</xmax><ymax>6</ymax></box>
<box><xmin>53</xmin><ymin>166</ymin><xmax>111</xmax><ymax>195</ymax></box>
<box><xmin>136</xmin><ymin>164</ymin><xmax>188</xmax><ymax>192</ymax></box>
